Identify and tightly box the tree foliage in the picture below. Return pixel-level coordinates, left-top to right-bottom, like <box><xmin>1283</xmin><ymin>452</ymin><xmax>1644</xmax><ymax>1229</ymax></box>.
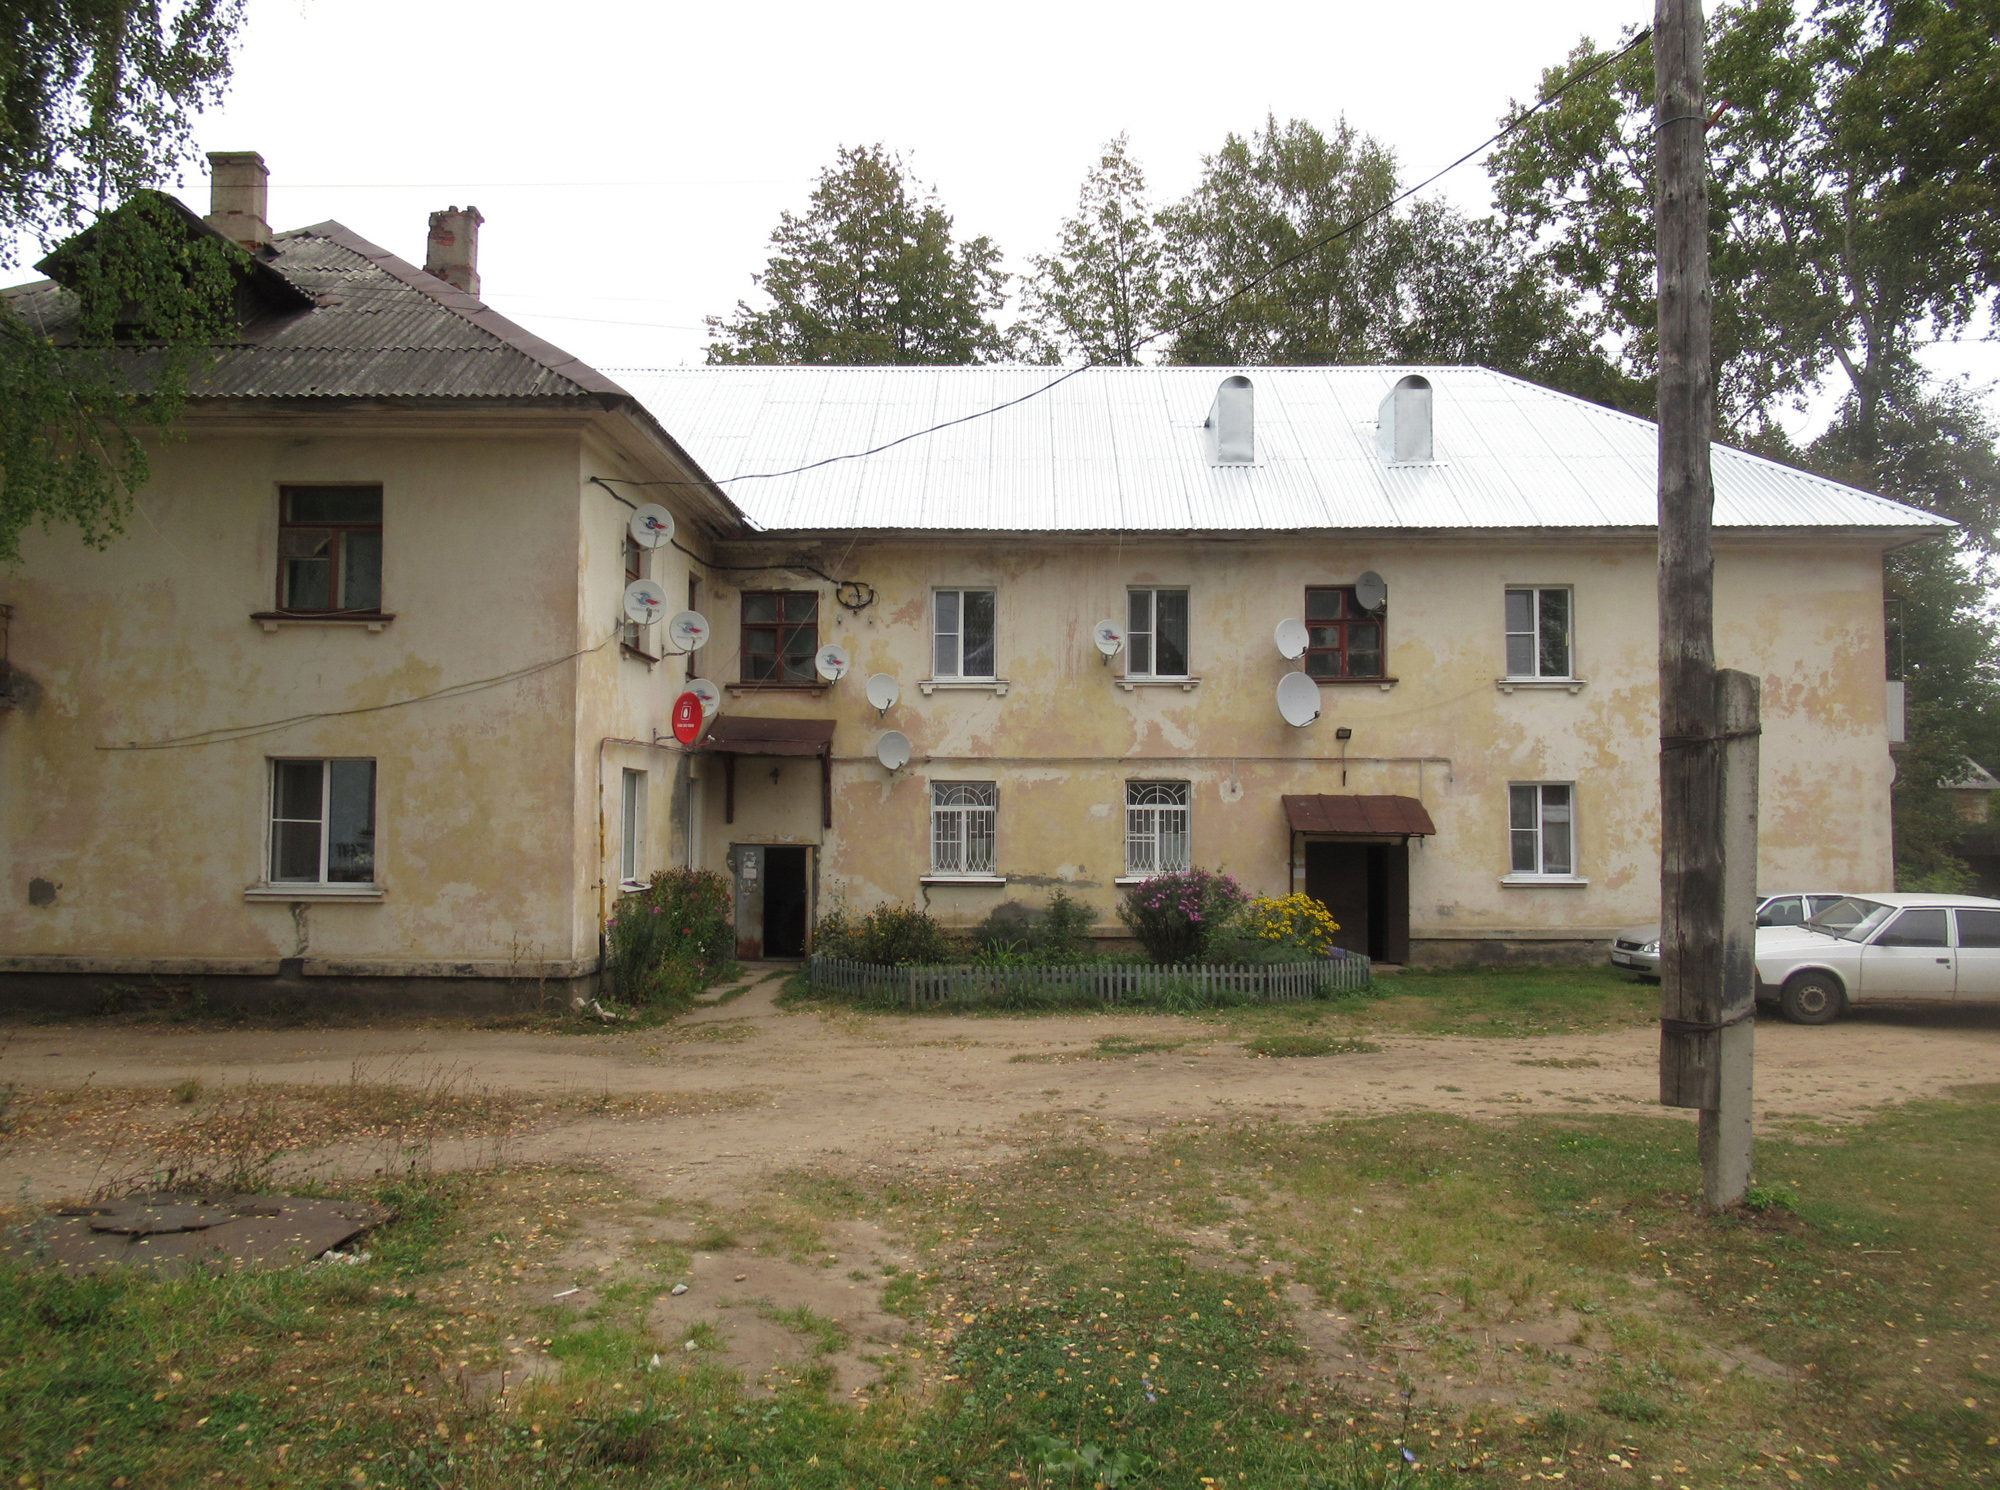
<box><xmin>1018</xmin><ymin>135</ymin><xmax>1165</xmax><ymax>366</ymax></box>
<box><xmin>1</xmin><ymin>0</ymin><xmax>244</xmax><ymax>563</ymax></box>
<box><xmin>705</xmin><ymin>144</ymin><xmax>1009</xmax><ymax>365</ymax></box>
<box><xmin>1488</xmin><ymin>0</ymin><xmax>2000</xmax><ymax>441</ymax></box>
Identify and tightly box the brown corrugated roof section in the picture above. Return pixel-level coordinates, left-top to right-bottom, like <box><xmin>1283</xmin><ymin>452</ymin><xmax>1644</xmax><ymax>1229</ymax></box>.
<box><xmin>1282</xmin><ymin>794</ymin><xmax>1438</xmax><ymax>836</ymax></box>
<box><xmin>699</xmin><ymin>717</ymin><xmax>837</xmax><ymax>830</ymax></box>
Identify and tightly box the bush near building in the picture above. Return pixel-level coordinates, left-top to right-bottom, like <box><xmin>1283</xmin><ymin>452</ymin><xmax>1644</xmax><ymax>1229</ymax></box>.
<box><xmin>605</xmin><ymin>869</ymin><xmax>736</xmax><ymax>1008</ymax></box>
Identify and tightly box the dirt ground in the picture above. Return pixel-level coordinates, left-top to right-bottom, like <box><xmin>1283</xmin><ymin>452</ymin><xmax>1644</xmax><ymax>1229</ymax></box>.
<box><xmin>4</xmin><ymin>966</ymin><xmax>1997</xmax><ymax>1208</ymax></box>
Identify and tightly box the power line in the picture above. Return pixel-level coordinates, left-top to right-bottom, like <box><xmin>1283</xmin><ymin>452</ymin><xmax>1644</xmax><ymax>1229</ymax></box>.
<box><xmin>603</xmin><ymin>24</ymin><xmax>1655</xmax><ymax>493</ymax></box>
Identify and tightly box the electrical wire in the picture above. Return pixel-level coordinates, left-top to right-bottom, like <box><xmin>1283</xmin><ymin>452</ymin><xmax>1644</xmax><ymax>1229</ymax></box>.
<box><xmin>99</xmin><ymin>631</ymin><xmax>619</xmax><ymax>751</ymax></box>
<box><xmin>593</xmin><ymin>25</ymin><xmax>1654</xmax><ymax>494</ymax></box>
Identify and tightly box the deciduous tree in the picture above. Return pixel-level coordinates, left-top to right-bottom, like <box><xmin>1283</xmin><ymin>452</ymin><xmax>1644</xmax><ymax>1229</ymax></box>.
<box><xmin>1019</xmin><ymin>135</ymin><xmax>1166</xmax><ymax>367</ymax></box>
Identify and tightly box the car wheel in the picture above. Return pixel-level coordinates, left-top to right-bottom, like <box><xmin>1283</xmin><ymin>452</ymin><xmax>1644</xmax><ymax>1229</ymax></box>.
<box><xmin>1778</xmin><ymin>971</ymin><xmax>1845</xmax><ymax>1026</ymax></box>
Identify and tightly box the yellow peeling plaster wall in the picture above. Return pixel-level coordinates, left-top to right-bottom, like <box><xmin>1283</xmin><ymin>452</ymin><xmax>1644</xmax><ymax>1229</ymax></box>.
<box><xmin>1</xmin><ymin>420</ymin><xmax>592</xmax><ymax>978</ymax></box>
<box><xmin>695</xmin><ymin>531</ymin><xmax>1895</xmax><ymax>954</ymax></box>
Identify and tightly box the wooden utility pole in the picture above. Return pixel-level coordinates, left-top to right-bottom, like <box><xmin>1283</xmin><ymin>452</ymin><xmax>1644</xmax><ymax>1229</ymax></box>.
<box><xmin>1654</xmin><ymin>0</ymin><xmax>1759</xmax><ymax>1205</ymax></box>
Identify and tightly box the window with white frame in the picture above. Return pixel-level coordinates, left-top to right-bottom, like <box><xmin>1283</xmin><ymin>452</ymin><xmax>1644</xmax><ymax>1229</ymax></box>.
<box><xmin>1505</xmin><ymin>587</ymin><xmax>1572</xmax><ymax>678</ymax></box>
<box><xmin>934</xmin><ymin>589</ymin><xmax>997</xmax><ymax>678</ymax></box>
<box><xmin>930</xmin><ymin>782</ymin><xmax>997</xmax><ymax>876</ymax></box>
<box><xmin>1127</xmin><ymin>588</ymin><xmax>1189</xmax><ymax>677</ymax></box>
<box><xmin>1125</xmin><ymin>781</ymin><xmax>1190</xmax><ymax>875</ymax></box>
<box><xmin>620</xmin><ymin>768</ymin><xmax>647</xmax><ymax>886</ymax></box>
<box><xmin>1508</xmin><ymin>783</ymin><xmax>1575</xmax><ymax>876</ymax></box>
<box><xmin>270</xmin><ymin>758</ymin><xmax>377</xmax><ymax>884</ymax></box>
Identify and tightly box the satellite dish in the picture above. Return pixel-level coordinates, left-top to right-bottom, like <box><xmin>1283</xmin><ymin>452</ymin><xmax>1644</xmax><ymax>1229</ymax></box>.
<box><xmin>689</xmin><ymin>677</ymin><xmax>722</xmax><ymax>716</ymax></box>
<box><xmin>876</xmin><ymin>731</ymin><xmax>911</xmax><ymax>771</ymax></box>
<box><xmin>1277</xmin><ymin>671</ymin><xmax>1321</xmax><ymax>728</ymax></box>
<box><xmin>814</xmin><ymin>643</ymin><xmax>852</xmax><ymax>682</ymax></box>
<box><xmin>865</xmin><ymin>673</ymin><xmax>900</xmax><ymax>713</ymax></box>
<box><xmin>1092</xmin><ymin>620</ymin><xmax>1125</xmax><ymax>657</ymax></box>
<box><xmin>629</xmin><ymin>504</ymin><xmax>675</xmax><ymax>549</ymax></box>
<box><xmin>1354</xmin><ymin>570</ymin><xmax>1388</xmax><ymax>613</ymax></box>
<box><xmin>666</xmin><ymin>610</ymin><xmax>710</xmax><ymax>651</ymax></box>
<box><xmin>623</xmin><ymin>579</ymin><xmax>668</xmax><ymax>626</ymax></box>
<box><xmin>1275</xmin><ymin>617</ymin><xmax>1309</xmax><ymax>660</ymax></box>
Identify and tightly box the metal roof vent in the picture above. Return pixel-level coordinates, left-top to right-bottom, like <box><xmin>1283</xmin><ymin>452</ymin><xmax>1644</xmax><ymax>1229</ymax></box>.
<box><xmin>1376</xmin><ymin>374</ymin><xmax>1433</xmax><ymax>465</ymax></box>
<box><xmin>1205</xmin><ymin>375</ymin><xmax>1255</xmax><ymax>465</ymax></box>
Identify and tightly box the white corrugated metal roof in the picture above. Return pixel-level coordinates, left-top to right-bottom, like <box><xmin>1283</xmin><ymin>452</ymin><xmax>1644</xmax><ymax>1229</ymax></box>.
<box><xmin>608</xmin><ymin>365</ymin><xmax>1949</xmax><ymax>536</ymax></box>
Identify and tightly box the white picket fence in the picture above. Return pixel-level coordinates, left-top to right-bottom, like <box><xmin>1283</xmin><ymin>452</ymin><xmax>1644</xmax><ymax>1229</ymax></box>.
<box><xmin>807</xmin><ymin>952</ymin><xmax>1371</xmax><ymax>1009</ymax></box>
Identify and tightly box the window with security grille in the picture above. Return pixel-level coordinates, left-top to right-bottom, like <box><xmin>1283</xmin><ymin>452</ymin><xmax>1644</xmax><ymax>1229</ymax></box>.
<box><xmin>278</xmin><ymin>486</ymin><xmax>382</xmax><ymax>614</ymax></box>
<box><xmin>1505</xmin><ymin>587</ymin><xmax>1572</xmax><ymax>677</ymax></box>
<box><xmin>1125</xmin><ymin>781</ymin><xmax>1190</xmax><ymax>875</ymax></box>
<box><xmin>934</xmin><ymin>589</ymin><xmax>997</xmax><ymax>678</ymax></box>
<box><xmin>1509</xmin><ymin>783</ymin><xmax>1574</xmax><ymax>876</ymax></box>
<box><xmin>741</xmin><ymin>591</ymin><xmax>819</xmax><ymax>683</ymax></box>
<box><xmin>1127</xmin><ymin>589</ymin><xmax>1189</xmax><ymax>677</ymax></box>
<box><xmin>1304</xmin><ymin>586</ymin><xmax>1384</xmax><ymax>678</ymax></box>
<box><xmin>931</xmin><ymin>782</ymin><xmax>997</xmax><ymax>876</ymax></box>
<box><xmin>270</xmin><ymin>758</ymin><xmax>377</xmax><ymax>884</ymax></box>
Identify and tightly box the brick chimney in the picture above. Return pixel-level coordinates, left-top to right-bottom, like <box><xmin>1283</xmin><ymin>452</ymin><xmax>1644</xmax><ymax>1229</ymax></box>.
<box><xmin>205</xmin><ymin>151</ymin><xmax>271</xmax><ymax>251</ymax></box>
<box><xmin>425</xmin><ymin>205</ymin><xmax>483</xmax><ymax>297</ymax></box>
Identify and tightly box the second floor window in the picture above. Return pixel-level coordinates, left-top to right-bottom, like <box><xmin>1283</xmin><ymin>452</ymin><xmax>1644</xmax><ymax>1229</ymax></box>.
<box><xmin>1506</xmin><ymin>587</ymin><xmax>1572</xmax><ymax>678</ymax></box>
<box><xmin>931</xmin><ymin>782</ymin><xmax>997</xmax><ymax>876</ymax></box>
<box><xmin>1128</xmin><ymin>588</ymin><xmax>1189</xmax><ymax>677</ymax></box>
<box><xmin>1126</xmin><ymin>781</ymin><xmax>1190</xmax><ymax>875</ymax></box>
<box><xmin>1305</xmin><ymin>586</ymin><xmax>1384</xmax><ymax>678</ymax></box>
<box><xmin>742</xmin><ymin>591</ymin><xmax>818</xmax><ymax>683</ymax></box>
<box><xmin>934</xmin><ymin>589</ymin><xmax>997</xmax><ymax>678</ymax></box>
<box><xmin>279</xmin><ymin>486</ymin><xmax>382</xmax><ymax>613</ymax></box>
<box><xmin>622</xmin><ymin>535</ymin><xmax>646</xmax><ymax>653</ymax></box>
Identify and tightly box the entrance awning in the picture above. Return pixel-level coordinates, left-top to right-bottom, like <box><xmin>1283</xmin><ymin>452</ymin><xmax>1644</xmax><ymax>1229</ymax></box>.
<box><xmin>698</xmin><ymin>716</ymin><xmax>836</xmax><ymax>757</ymax></box>
<box><xmin>1283</xmin><ymin>794</ymin><xmax>1437</xmax><ymax>836</ymax></box>
<box><xmin>698</xmin><ymin>717</ymin><xmax>836</xmax><ymax>829</ymax></box>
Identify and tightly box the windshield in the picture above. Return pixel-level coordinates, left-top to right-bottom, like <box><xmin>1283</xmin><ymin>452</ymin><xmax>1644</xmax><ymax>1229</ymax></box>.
<box><xmin>1804</xmin><ymin>897</ymin><xmax>1893</xmax><ymax>942</ymax></box>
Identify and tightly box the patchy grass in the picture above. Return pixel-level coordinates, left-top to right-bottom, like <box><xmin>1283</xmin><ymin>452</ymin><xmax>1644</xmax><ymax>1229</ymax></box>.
<box><xmin>1244</xmin><ymin>1032</ymin><xmax>1383</xmax><ymax>1057</ymax></box>
<box><xmin>1011</xmin><ymin>1034</ymin><xmax>1189</xmax><ymax>1063</ymax></box>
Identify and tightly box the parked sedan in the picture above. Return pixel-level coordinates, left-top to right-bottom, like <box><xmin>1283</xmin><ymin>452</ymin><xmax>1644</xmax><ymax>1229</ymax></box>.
<box><xmin>1610</xmin><ymin>892</ymin><xmax>1850</xmax><ymax>979</ymax></box>
<box><xmin>1755</xmin><ymin>892</ymin><xmax>2000</xmax><ymax>1024</ymax></box>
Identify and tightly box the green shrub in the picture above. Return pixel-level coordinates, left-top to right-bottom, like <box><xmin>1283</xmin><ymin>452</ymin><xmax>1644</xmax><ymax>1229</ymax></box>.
<box><xmin>971</xmin><ymin>889</ymin><xmax>1097</xmax><ymax>962</ymax></box>
<box><xmin>814</xmin><ymin>902</ymin><xmax>958</xmax><ymax>964</ymax></box>
<box><xmin>1116</xmin><ymin>868</ymin><xmax>1248</xmax><ymax>963</ymax></box>
<box><xmin>606</xmin><ymin>868</ymin><xmax>735</xmax><ymax>1008</ymax></box>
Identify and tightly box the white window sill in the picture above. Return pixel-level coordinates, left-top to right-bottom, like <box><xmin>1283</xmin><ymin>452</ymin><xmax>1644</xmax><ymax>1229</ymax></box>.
<box><xmin>618</xmin><ymin>879</ymin><xmax>647</xmax><ymax>893</ymax></box>
<box><xmin>919</xmin><ymin>678</ymin><xmax>1009</xmax><ymax>696</ymax></box>
<box><xmin>244</xmin><ymin>883</ymin><xmax>384</xmax><ymax>902</ymax></box>
<box><xmin>1496</xmin><ymin>677</ymin><xmax>1588</xmax><ymax>695</ymax></box>
<box><xmin>920</xmin><ymin>874</ymin><xmax>1007</xmax><ymax>886</ymax></box>
<box><xmin>252</xmin><ymin>613</ymin><xmax>394</xmax><ymax>634</ymax></box>
<box><xmin>1498</xmin><ymin>873</ymin><xmax>1589</xmax><ymax>888</ymax></box>
<box><xmin>1114</xmin><ymin>872</ymin><xmax>1190</xmax><ymax>886</ymax></box>
<box><xmin>1117</xmin><ymin>675</ymin><xmax>1201</xmax><ymax>692</ymax></box>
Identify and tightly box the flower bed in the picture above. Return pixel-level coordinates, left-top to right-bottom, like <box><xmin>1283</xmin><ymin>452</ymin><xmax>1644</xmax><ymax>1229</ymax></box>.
<box><xmin>807</xmin><ymin>950</ymin><xmax>1370</xmax><ymax>1010</ymax></box>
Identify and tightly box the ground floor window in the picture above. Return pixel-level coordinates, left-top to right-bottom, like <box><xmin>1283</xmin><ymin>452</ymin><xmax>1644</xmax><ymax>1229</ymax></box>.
<box><xmin>931</xmin><ymin>782</ymin><xmax>996</xmax><ymax>875</ymax></box>
<box><xmin>270</xmin><ymin>758</ymin><xmax>376</xmax><ymax>883</ymax></box>
<box><xmin>1508</xmin><ymin>782</ymin><xmax>1573</xmax><ymax>876</ymax></box>
<box><xmin>1125</xmin><ymin>781</ymin><xmax>1190</xmax><ymax>874</ymax></box>
<box><xmin>620</xmin><ymin>768</ymin><xmax>647</xmax><ymax>886</ymax></box>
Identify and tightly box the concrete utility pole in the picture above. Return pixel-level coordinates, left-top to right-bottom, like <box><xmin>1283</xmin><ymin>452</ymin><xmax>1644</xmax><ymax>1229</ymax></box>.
<box><xmin>1653</xmin><ymin>0</ymin><xmax>1760</xmax><ymax>1206</ymax></box>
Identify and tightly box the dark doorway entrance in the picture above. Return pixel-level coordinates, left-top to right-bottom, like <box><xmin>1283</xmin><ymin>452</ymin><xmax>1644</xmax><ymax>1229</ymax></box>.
<box><xmin>1303</xmin><ymin>840</ymin><xmax>1410</xmax><ymax>963</ymax></box>
<box><xmin>761</xmin><ymin>846</ymin><xmax>809</xmax><ymax>958</ymax></box>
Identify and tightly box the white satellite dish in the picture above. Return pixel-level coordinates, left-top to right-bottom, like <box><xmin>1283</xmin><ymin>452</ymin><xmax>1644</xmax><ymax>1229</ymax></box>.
<box><xmin>876</xmin><ymin>730</ymin><xmax>911</xmax><ymax>771</ymax></box>
<box><xmin>1275</xmin><ymin>617</ymin><xmax>1310</xmax><ymax>660</ymax></box>
<box><xmin>629</xmin><ymin>504</ymin><xmax>675</xmax><ymax>549</ymax></box>
<box><xmin>623</xmin><ymin>578</ymin><xmax>669</xmax><ymax>626</ymax></box>
<box><xmin>666</xmin><ymin>609</ymin><xmax>710</xmax><ymax>651</ymax></box>
<box><xmin>689</xmin><ymin>677</ymin><xmax>722</xmax><ymax>715</ymax></box>
<box><xmin>1354</xmin><ymin>570</ymin><xmax>1388</xmax><ymax>613</ymax></box>
<box><xmin>1092</xmin><ymin>619</ymin><xmax>1125</xmax><ymax>657</ymax></box>
<box><xmin>814</xmin><ymin>643</ymin><xmax>852</xmax><ymax>682</ymax></box>
<box><xmin>1277</xmin><ymin>671</ymin><xmax>1321</xmax><ymax>728</ymax></box>
<box><xmin>865</xmin><ymin>673</ymin><xmax>900</xmax><ymax>713</ymax></box>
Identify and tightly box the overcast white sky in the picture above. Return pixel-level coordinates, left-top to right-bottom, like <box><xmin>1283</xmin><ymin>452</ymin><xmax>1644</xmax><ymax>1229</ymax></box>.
<box><xmin>15</xmin><ymin>0</ymin><xmax>1999</xmax><ymax>437</ymax></box>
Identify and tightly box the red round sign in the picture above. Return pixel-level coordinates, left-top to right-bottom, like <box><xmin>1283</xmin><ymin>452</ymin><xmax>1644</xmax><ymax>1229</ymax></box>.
<box><xmin>671</xmin><ymin>691</ymin><xmax>704</xmax><ymax>746</ymax></box>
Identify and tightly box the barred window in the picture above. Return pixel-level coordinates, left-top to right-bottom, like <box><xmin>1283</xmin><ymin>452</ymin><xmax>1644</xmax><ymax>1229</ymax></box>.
<box><xmin>931</xmin><ymin>782</ymin><xmax>997</xmax><ymax>876</ymax></box>
<box><xmin>1125</xmin><ymin>781</ymin><xmax>1190</xmax><ymax>875</ymax></box>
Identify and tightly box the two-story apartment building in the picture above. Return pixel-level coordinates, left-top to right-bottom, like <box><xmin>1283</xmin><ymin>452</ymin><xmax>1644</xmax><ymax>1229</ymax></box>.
<box><xmin>0</xmin><ymin>155</ymin><xmax>1949</xmax><ymax>1007</ymax></box>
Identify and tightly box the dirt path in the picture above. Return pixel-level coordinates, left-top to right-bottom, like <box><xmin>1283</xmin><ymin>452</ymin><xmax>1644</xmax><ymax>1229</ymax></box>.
<box><xmin>4</xmin><ymin>969</ymin><xmax>1997</xmax><ymax>1207</ymax></box>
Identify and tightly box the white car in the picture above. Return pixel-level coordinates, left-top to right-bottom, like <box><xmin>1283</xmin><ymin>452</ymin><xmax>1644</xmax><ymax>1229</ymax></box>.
<box><xmin>1754</xmin><ymin>892</ymin><xmax>2000</xmax><ymax>1024</ymax></box>
<box><xmin>1610</xmin><ymin>892</ymin><xmax>1850</xmax><ymax>979</ymax></box>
